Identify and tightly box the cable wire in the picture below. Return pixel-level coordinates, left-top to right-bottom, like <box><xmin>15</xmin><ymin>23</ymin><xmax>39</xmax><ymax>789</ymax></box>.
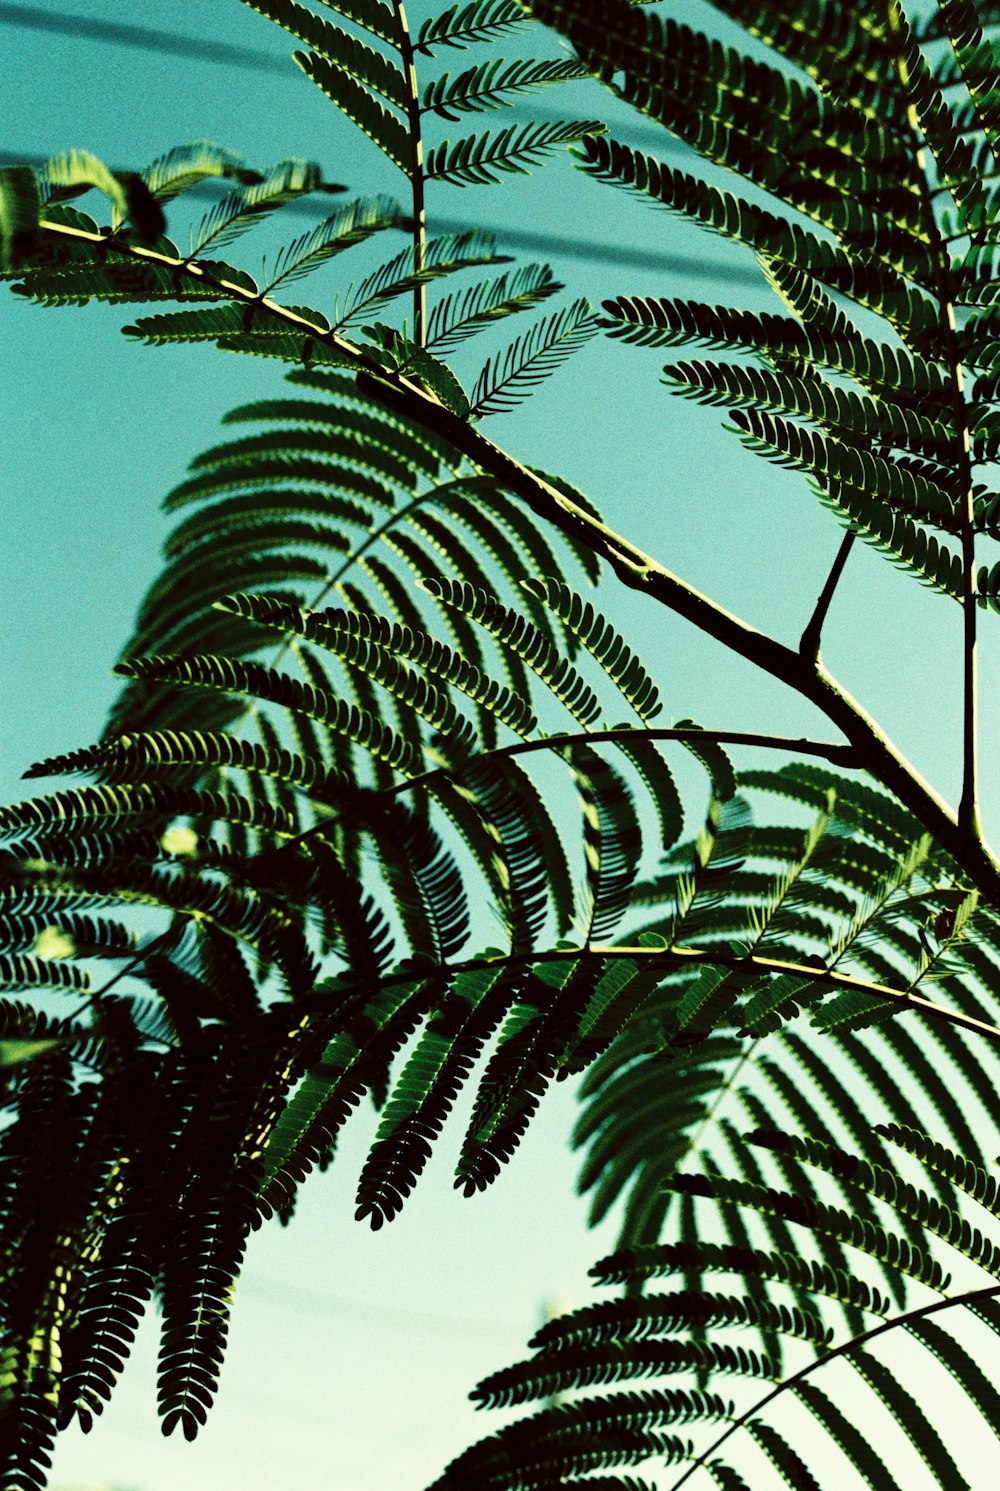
<box><xmin>0</xmin><ymin>1</ymin><xmax>290</xmax><ymax>73</ymax></box>
<box><xmin>0</xmin><ymin>149</ymin><xmax>758</xmax><ymax>282</ymax></box>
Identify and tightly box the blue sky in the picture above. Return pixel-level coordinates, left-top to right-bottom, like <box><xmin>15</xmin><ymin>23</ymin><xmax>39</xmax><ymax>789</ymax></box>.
<box><xmin>4</xmin><ymin>2</ymin><xmax>998</xmax><ymax>1488</ymax></box>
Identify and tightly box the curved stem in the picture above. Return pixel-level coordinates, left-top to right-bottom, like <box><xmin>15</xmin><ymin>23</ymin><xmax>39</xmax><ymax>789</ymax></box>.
<box><xmin>392</xmin><ymin>724</ymin><xmax>860</xmax><ymax>800</ymax></box>
<box><xmin>666</xmin><ymin>1282</ymin><xmax>1000</xmax><ymax>1491</ymax></box>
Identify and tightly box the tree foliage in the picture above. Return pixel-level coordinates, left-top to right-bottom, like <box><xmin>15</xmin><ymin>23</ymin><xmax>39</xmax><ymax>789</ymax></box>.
<box><xmin>4</xmin><ymin>0</ymin><xmax>1000</xmax><ymax>1485</ymax></box>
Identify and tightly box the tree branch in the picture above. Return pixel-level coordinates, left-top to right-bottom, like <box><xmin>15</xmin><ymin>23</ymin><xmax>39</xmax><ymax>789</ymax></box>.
<box><xmin>799</xmin><ymin>530</ymin><xmax>854</xmax><ymax>662</ymax></box>
<box><xmin>34</xmin><ymin>218</ymin><xmax>1000</xmax><ymax>906</ymax></box>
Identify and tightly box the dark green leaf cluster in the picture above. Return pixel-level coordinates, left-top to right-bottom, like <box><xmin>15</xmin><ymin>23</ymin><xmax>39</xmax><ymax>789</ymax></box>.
<box><xmin>527</xmin><ymin>0</ymin><xmax>1000</xmax><ymax>607</ymax></box>
<box><xmin>10</xmin><ymin>0</ymin><xmax>1000</xmax><ymax>1484</ymax></box>
<box><xmin>0</xmin><ymin>343</ymin><xmax>739</xmax><ymax>1468</ymax></box>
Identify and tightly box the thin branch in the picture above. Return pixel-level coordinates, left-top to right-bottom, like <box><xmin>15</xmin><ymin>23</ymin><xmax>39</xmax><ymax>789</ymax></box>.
<box><xmin>64</xmin><ymin>925</ymin><xmax>180</xmax><ymax>1025</ymax></box>
<box><xmin>624</xmin><ymin>942</ymin><xmax>1000</xmax><ymax>1044</ymax></box>
<box><xmin>666</xmin><ymin>1282</ymin><xmax>1000</xmax><ymax>1491</ymax></box>
<box><xmin>799</xmin><ymin>530</ymin><xmax>854</xmax><ymax>661</ymax></box>
<box><xmin>33</xmin><ymin>218</ymin><xmax>1000</xmax><ymax>905</ymax></box>
<box><xmin>299</xmin><ymin>941</ymin><xmax>1000</xmax><ymax>1047</ymax></box>
<box><xmin>391</xmin><ymin>725</ymin><xmax>861</xmax><ymax>799</ymax></box>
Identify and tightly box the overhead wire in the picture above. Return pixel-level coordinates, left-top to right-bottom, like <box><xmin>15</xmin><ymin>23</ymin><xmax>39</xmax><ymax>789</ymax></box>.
<box><xmin>0</xmin><ymin>1</ymin><xmax>760</xmax><ymax>283</ymax></box>
<box><xmin>237</xmin><ymin>1269</ymin><xmax>520</xmax><ymax>1339</ymax></box>
<box><xmin>0</xmin><ymin>1</ymin><xmax>290</xmax><ymax>73</ymax></box>
<box><xmin>0</xmin><ymin>145</ymin><xmax>758</xmax><ymax>283</ymax></box>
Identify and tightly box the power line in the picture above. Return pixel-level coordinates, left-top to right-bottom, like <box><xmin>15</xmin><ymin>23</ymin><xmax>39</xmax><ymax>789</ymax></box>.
<box><xmin>238</xmin><ymin>1269</ymin><xmax>521</xmax><ymax>1340</ymax></box>
<box><xmin>1</xmin><ymin>5</ymin><xmax>757</xmax><ymax>281</ymax></box>
<box><xmin>0</xmin><ymin>149</ymin><xmax>757</xmax><ymax>283</ymax></box>
<box><xmin>0</xmin><ymin>1</ymin><xmax>677</xmax><ymax>150</ymax></box>
<box><xmin>429</xmin><ymin>215</ymin><xmax>755</xmax><ymax>280</ymax></box>
<box><xmin>0</xmin><ymin>1</ymin><xmax>289</xmax><ymax>73</ymax></box>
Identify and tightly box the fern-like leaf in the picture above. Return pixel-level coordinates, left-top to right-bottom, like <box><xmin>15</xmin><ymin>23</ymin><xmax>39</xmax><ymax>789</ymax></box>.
<box><xmin>422</xmin><ymin>57</ymin><xmax>587</xmax><ymax>119</ymax></box>
<box><xmin>425</xmin><ymin>120</ymin><xmax>606</xmax><ymax>186</ymax></box>
<box><xmin>471</xmin><ymin>298</ymin><xmax>597</xmax><ymax>414</ymax></box>
<box><xmin>415</xmin><ymin>0</ymin><xmax>527</xmax><ymax>55</ymax></box>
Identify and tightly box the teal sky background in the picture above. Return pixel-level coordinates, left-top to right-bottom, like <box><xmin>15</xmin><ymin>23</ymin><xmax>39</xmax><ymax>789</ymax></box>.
<box><xmin>4</xmin><ymin>2</ymin><xmax>999</xmax><ymax>1488</ymax></box>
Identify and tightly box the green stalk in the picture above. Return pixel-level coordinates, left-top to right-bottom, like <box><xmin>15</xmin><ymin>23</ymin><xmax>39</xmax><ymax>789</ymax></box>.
<box><xmin>298</xmin><ymin>941</ymin><xmax>1000</xmax><ymax>1046</ymax></box>
<box><xmin>393</xmin><ymin>0</ymin><xmax>427</xmax><ymax>345</ymax></box>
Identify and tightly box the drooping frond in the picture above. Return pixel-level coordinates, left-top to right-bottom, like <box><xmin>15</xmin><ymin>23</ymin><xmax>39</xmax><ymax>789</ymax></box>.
<box><xmin>139</xmin><ymin>140</ymin><xmax>262</xmax><ymax>204</ymax></box>
<box><xmin>520</xmin><ymin>576</ymin><xmax>662</xmax><ymax>722</ymax></box>
<box><xmin>189</xmin><ymin>158</ymin><xmax>338</xmax><ymax>255</ymax></box>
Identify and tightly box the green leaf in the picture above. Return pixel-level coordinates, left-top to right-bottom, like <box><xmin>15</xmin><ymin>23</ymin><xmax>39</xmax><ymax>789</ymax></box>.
<box><xmin>850</xmin><ymin>1349</ymin><xmax>966</xmax><ymax>1491</ymax></box>
<box><xmin>520</xmin><ymin>577</ymin><xmax>662</xmax><ymax>721</ymax></box>
<box><xmin>425</xmin><ymin>120</ymin><xmax>607</xmax><ymax>186</ymax></box>
<box><xmin>360</xmin><ymin>324</ymin><xmax>472</xmax><ymax>416</ymax></box>
<box><xmin>0</xmin><ymin>1037</ymin><xmax>66</xmax><ymax>1067</ymax></box>
<box><xmin>415</xmin><ymin>0</ymin><xmax>527</xmax><ymax>54</ymax></box>
<box><xmin>118</xmin><ymin>649</ymin><xmax>437</xmax><ymax>774</ymax></box>
<box><xmin>356</xmin><ymin>964</ymin><xmax>519</xmax><ymax>1225</ymax></box>
<box><xmin>45</xmin><ymin>149</ymin><xmax>165</xmax><ymax>241</ymax></box>
<box><xmin>310</xmin><ymin>0</ymin><xmax>396</xmax><ymax>44</ymax></box>
<box><xmin>748</xmin><ymin>1421</ymin><xmax>823</xmax><ymax>1491</ymax></box>
<box><xmin>139</xmin><ymin>140</ymin><xmax>262</xmax><ymax>204</ymax></box>
<box><xmin>124</xmin><ymin>304</ymin><xmax>280</xmax><ymax>346</ymax></box>
<box><xmin>295</xmin><ymin>51</ymin><xmax>409</xmax><ymax>174</ymax></box>
<box><xmin>424</xmin><ymin>263</ymin><xmax>562</xmax><ymax>352</ymax></box>
<box><xmin>191</xmin><ymin>157</ymin><xmax>328</xmax><ymax>254</ymax></box>
<box><xmin>263</xmin><ymin>195</ymin><xmax>401</xmax><ymax>292</ymax></box>
<box><xmin>425</xmin><ymin>578</ymin><xmax>602</xmax><ymax>726</ymax></box>
<box><xmin>334</xmin><ymin>230</ymin><xmax>508</xmax><ymax>327</ymax></box>
<box><xmin>471</xmin><ymin>298</ymin><xmax>597</xmax><ymax>415</ymax></box>
<box><xmin>422</xmin><ymin>57</ymin><xmax>587</xmax><ymax>119</ymax></box>
<box><xmin>244</xmin><ymin>0</ymin><xmax>407</xmax><ymax>105</ymax></box>
<box><xmin>577</xmin><ymin>134</ymin><xmax>938</xmax><ymax>338</ymax></box>
<box><xmin>567</xmin><ymin>742</ymin><xmax>644</xmax><ymax>943</ymax></box>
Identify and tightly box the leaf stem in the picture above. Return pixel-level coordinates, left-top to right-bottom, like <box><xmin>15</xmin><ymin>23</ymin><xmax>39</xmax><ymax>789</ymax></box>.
<box><xmin>300</xmin><ymin>941</ymin><xmax>1000</xmax><ymax>1047</ymax></box>
<box><xmin>890</xmin><ymin>1</ymin><xmax>981</xmax><ymax>842</ymax></box>
<box><xmin>392</xmin><ymin>724</ymin><xmax>860</xmax><ymax>799</ymax></box>
<box><xmin>393</xmin><ymin>0</ymin><xmax>427</xmax><ymax>345</ymax></box>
